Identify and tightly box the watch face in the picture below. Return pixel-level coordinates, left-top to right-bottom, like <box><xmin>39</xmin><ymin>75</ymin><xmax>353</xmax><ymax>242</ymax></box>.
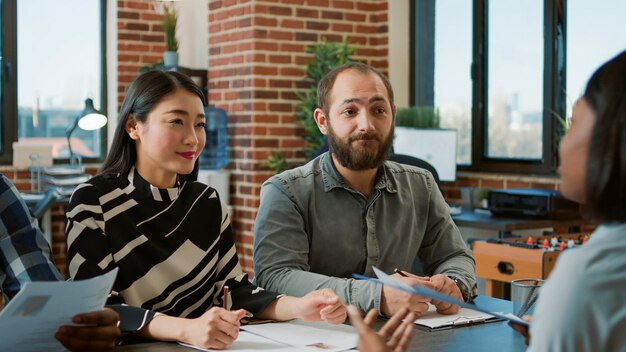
<box><xmin>448</xmin><ymin>275</ymin><xmax>469</xmax><ymax>301</ymax></box>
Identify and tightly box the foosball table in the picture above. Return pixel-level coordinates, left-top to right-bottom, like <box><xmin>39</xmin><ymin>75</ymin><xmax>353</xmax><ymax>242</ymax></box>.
<box><xmin>472</xmin><ymin>232</ymin><xmax>591</xmax><ymax>298</ymax></box>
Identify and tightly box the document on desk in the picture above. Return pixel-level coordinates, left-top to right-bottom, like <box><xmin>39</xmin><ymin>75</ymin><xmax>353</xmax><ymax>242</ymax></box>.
<box><xmin>353</xmin><ymin>267</ymin><xmax>529</xmax><ymax>327</ymax></box>
<box><xmin>414</xmin><ymin>304</ymin><xmax>500</xmax><ymax>331</ymax></box>
<box><xmin>179</xmin><ymin>331</ymin><xmax>304</xmax><ymax>351</ymax></box>
<box><xmin>241</xmin><ymin>320</ymin><xmax>358</xmax><ymax>351</ymax></box>
<box><xmin>0</xmin><ymin>268</ymin><xmax>118</xmax><ymax>351</ymax></box>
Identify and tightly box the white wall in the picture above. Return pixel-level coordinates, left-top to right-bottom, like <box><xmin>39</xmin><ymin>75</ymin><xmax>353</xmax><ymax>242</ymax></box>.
<box><xmin>388</xmin><ymin>0</ymin><xmax>410</xmax><ymax>108</ymax></box>
<box><xmin>177</xmin><ymin>0</ymin><xmax>208</xmax><ymax>69</ymax></box>
<box><xmin>106</xmin><ymin>0</ymin><xmax>118</xmax><ymax>149</ymax></box>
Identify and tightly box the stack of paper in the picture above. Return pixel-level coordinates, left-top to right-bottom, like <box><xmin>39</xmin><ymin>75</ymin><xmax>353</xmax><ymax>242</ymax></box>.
<box><xmin>181</xmin><ymin>320</ymin><xmax>358</xmax><ymax>352</ymax></box>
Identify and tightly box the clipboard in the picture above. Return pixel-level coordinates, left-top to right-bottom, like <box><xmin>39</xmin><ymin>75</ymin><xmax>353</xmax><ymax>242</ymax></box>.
<box><xmin>352</xmin><ymin>267</ymin><xmax>529</xmax><ymax>327</ymax></box>
<box><xmin>413</xmin><ymin>304</ymin><xmax>501</xmax><ymax>331</ymax></box>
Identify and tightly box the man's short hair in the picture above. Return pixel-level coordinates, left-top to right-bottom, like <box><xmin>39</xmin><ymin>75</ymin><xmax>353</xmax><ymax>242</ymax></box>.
<box><xmin>316</xmin><ymin>62</ymin><xmax>395</xmax><ymax>117</ymax></box>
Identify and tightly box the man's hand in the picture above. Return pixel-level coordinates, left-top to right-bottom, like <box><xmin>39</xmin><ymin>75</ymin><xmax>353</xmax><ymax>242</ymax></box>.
<box><xmin>380</xmin><ymin>274</ymin><xmax>432</xmax><ymax>317</ymax></box>
<box><xmin>55</xmin><ymin>308</ymin><xmax>121</xmax><ymax>352</ymax></box>
<box><xmin>427</xmin><ymin>274</ymin><xmax>463</xmax><ymax>314</ymax></box>
<box><xmin>347</xmin><ymin>306</ymin><xmax>416</xmax><ymax>352</ymax></box>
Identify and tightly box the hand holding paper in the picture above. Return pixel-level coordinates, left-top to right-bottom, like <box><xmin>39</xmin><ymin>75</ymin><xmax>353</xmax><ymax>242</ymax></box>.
<box><xmin>0</xmin><ymin>268</ymin><xmax>118</xmax><ymax>352</ymax></box>
<box><xmin>352</xmin><ymin>267</ymin><xmax>529</xmax><ymax>327</ymax></box>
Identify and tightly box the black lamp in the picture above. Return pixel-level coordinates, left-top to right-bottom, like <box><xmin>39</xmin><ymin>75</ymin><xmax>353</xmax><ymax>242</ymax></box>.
<box><xmin>66</xmin><ymin>98</ymin><xmax>107</xmax><ymax>160</ymax></box>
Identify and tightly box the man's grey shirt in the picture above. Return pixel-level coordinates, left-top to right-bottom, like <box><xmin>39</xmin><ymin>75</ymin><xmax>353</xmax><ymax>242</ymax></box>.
<box><xmin>253</xmin><ymin>152</ymin><xmax>476</xmax><ymax>312</ymax></box>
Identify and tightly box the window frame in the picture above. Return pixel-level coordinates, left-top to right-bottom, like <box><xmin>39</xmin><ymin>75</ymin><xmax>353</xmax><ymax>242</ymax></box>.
<box><xmin>0</xmin><ymin>0</ymin><xmax>107</xmax><ymax>165</ymax></box>
<box><xmin>410</xmin><ymin>0</ymin><xmax>567</xmax><ymax>175</ymax></box>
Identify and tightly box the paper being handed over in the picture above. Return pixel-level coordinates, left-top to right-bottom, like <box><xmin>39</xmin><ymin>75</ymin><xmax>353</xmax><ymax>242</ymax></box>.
<box><xmin>0</xmin><ymin>268</ymin><xmax>118</xmax><ymax>351</ymax></box>
<box><xmin>354</xmin><ymin>267</ymin><xmax>528</xmax><ymax>327</ymax></box>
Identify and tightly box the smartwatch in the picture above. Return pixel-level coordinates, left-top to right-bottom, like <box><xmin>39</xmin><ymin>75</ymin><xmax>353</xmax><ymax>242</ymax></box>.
<box><xmin>447</xmin><ymin>275</ymin><xmax>472</xmax><ymax>302</ymax></box>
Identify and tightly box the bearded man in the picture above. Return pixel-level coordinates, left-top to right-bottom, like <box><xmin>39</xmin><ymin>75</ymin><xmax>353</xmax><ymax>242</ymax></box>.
<box><xmin>253</xmin><ymin>62</ymin><xmax>476</xmax><ymax>318</ymax></box>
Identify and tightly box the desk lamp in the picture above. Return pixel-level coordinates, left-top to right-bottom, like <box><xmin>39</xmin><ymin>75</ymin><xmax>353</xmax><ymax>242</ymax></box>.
<box><xmin>66</xmin><ymin>98</ymin><xmax>107</xmax><ymax>161</ymax></box>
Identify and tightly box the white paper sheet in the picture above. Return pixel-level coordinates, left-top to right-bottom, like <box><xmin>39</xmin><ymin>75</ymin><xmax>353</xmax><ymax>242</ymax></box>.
<box><xmin>242</xmin><ymin>320</ymin><xmax>358</xmax><ymax>351</ymax></box>
<box><xmin>179</xmin><ymin>331</ymin><xmax>303</xmax><ymax>351</ymax></box>
<box><xmin>360</xmin><ymin>267</ymin><xmax>528</xmax><ymax>327</ymax></box>
<box><xmin>414</xmin><ymin>304</ymin><xmax>497</xmax><ymax>330</ymax></box>
<box><xmin>0</xmin><ymin>268</ymin><xmax>118</xmax><ymax>351</ymax></box>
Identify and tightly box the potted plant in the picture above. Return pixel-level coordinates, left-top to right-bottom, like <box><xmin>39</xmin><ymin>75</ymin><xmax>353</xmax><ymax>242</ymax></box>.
<box><xmin>395</xmin><ymin>106</ymin><xmax>441</xmax><ymax>129</ymax></box>
<box><xmin>394</xmin><ymin>106</ymin><xmax>458</xmax><ymax>182</ymax></box>
<box><xmin>295</xmin><ymin>38</ymin><xmax>355</xmax><ymax>159</ymax></box>
<box><xmin>162</xmin><ymin>4</ymin><xmax>179</xmax><ymax>67</ymax></box>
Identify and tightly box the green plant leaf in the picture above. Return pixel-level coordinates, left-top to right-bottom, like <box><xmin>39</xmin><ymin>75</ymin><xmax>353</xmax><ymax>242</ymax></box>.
<box><xmin>295</xmin><ymin>38</ymin><xmax>356</xmax><ymax>158</ymax></box>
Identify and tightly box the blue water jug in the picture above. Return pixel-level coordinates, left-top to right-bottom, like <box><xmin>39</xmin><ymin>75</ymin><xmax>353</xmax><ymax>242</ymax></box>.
<box><xmin>200</xmin><ymin>107</ymin><xmax>229</xmax><ymax>169</ymax></box>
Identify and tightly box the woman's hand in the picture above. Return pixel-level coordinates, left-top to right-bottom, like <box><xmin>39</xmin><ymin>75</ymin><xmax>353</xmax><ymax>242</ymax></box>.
<box><xmin>142</xmin><ymin>307</ymin><xmax>247</xmax><ymax>350</ymax></box>
<box><xmin>509</xmin><ymin>315</ymin><xmax>533</xmax><ymax>346</ymax></box>
<box><xmin>55</xmin><ymin>308</ymin><xmax>121</xmax><ymax>352</ymax></box>
<box><xmin>294</xmin><ymin>289</ymin><xmax>347</xmax><ymax>324</ymax></box>
<box><xmin>180</xmin><ymin>307</ymin><xmax>247</xmax><ymax>350</ymax></box>
<box><xmin>348</xmin><ymin>305</ymin><xmax>416</xmax><ymax>352</ymax></box>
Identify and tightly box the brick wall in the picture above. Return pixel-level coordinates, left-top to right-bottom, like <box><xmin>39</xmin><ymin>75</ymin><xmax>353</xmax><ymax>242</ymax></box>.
<box><xmin>117</xmin><ymin>0</ymin><xmax>165</xmax><ymax>105</ymax></box>
<box><xmin>207</xmin><ymin>0</ymin><xmax>389</xmax><ymax>274</ymax></box>
<box><xmin>440</xmin><ymin>172</ymin><xmax>561</xmax><ymax>205</ymax></box>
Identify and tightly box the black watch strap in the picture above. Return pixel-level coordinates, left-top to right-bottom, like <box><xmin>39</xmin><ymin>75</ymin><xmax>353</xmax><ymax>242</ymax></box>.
<box><xmin>447</xmin><ymin>275</ymin><xmax>470</xmax><ymax>302</ymax></box>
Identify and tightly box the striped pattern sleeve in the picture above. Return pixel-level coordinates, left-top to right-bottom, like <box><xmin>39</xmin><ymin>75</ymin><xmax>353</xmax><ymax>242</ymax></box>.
<box><xmin>66</xmin><ymin>183</ymin><xmax>115</xmax><ymax>280</ymax></box>
<box><xmin>211</xmin><ymin>191</ymin><xmax>281</xmax><ymax>315</ymax></box>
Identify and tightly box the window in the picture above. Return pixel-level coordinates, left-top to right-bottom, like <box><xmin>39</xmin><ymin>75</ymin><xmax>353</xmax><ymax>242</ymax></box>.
<box><xmin>1</xmin><ymin>0</ymin><xmax>106</xmax><ymax>164</ymax></box>
<box><xmin>567</xmin><ymin>0</ymin><xmax>626</xmax><ymax>104</ymax></box>
<box><xmin>434</xmin><ymin>0</ymin><xmax>472</xmax><ymax>165</ymax></box>
<box><xmin>411</xmin><ymin>0</ymin><xmax>566</xmax><ymax>174</ymax></box>
<box><xmin>487</xmin><ymin>0</ymin><xmax>543</xmax><ymax>160</ymax></box>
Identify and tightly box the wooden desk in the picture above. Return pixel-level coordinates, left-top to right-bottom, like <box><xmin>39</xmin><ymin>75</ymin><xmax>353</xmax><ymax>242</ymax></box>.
<box><xmin>115</xmin><ymin>296</ymin><xmax>526</xmax><ymax>352</ymax></box>
<box><xmin>452</xmin><ymin>209</ymin><xmax>589</xmax><ymax>237</ymax></box>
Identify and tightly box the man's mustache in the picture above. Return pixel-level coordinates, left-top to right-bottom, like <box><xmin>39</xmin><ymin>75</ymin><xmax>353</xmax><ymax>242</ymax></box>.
<box><xmin>349</xmin><ymin>132</ymin><xmax>381</xmax><ymax>142</ymax></box>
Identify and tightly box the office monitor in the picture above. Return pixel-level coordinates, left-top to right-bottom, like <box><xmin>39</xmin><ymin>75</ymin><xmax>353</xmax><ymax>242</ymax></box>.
<box><xmin>393</xmin><ymin>127</ymin><xmax>458</xmax><ymax>182</ymax></box>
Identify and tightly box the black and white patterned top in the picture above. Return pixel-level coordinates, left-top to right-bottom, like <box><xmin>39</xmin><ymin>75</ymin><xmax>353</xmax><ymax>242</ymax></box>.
<box><xmin>66</xmin><ymin>167</ymin><xmax>279</xmax><ymax>327</ymax></box>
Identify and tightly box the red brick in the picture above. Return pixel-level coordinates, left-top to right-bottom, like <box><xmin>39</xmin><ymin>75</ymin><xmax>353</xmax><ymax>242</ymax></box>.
<box><xmin>295</xmin><ymin>32</ymin><xmax>318</xmax><ymax>42</ymax></box>
<box><xmin>356</xmin><ymin>2</ymin><xmax>379</xmax><ymax>11</ymax></box>
<box><xmin>118</xmin><ymin>11</ymin><xmax>140</xmax><ymax>19</ymax></box>
<box><xmin>269</xmin><ymin>6</ymin><xmax>292</xmax><ymax>16</ymax></box>
<box><xmin>268</xmin><ymin>54</ymin><xmax>292</xmax><ymax>64</ymax></box>
<box><xmin>281</xmin><ymin>19</ymin><xmax>305</xmax><ymax>29</ymax></box>
<box><xmin>332</xmin><ymin>0</ymin><xmax>353</xmax><ymax>9</ymax></box>
<box><xmin>322</xmin><ymin>10</ymin><xmax>343</xmax><ymax>20</ymax></box>
<box><xmin>306</xmin><ymin>21</ymin><xmax>330</xmax><ymax>31</ymax></box>
<box><xmin>296</xmin><ymin>8</ymin><xmax>319</xmax><ymax>18</ymax></box>
<box><xmin>345</xmin><ymin>12</ymin><xmax>366</xmax><ymax>21</ymax></box>
<box><xmin>269</xmin><ymin>31</ymin><xmax>294</xmax><ymax>41</ymax></box>
<box><xmin>254</xmin><ymin>16</ymin><xmax>277</xmax><ymax>27</ymax></box>
<box><xmin>480</xmin><ymin>180</ymin><xmax>504</xmax><ymax>189</ymax></box>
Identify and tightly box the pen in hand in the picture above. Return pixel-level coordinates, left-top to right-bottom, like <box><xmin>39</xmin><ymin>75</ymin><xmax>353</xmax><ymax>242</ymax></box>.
<box><xmin>223</xmin><ymin>285</ymin><xmax>229</xmax><ymax>310</ymax></box>
<box><xmin>394</xmin><ymin>268</ymin><xmax>410</xmax><ymax>277</ymax></box>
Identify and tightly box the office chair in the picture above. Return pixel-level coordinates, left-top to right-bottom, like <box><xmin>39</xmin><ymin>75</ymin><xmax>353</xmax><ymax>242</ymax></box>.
<box><xmin>387</xmin><ymin>153</ymin><xmax>440</xmax><ymax>186</ymax></box>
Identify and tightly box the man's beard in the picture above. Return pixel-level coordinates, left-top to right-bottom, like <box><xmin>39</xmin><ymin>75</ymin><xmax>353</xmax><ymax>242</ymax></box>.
<box><xmin>327</xmin><ymin>123</ymin><xmax>394</xmax><ymax>171</ymax></box>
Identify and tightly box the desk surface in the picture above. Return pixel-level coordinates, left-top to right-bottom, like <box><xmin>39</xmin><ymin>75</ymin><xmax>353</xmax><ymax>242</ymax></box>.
<box><xmin>452</xmin><ymin>209</ymin><xmax>589</xmax><ymax>232</ymax></box>
<box><xmin>115</xmin><ymin>296</ymin><xmax>526</xmax><ymax>352</ymax></box>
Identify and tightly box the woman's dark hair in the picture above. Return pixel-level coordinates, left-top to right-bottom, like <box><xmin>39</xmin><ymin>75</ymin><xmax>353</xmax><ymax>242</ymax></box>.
<box><xmin>101</xmin><ymin>70</ymin><xmax>206</xmax><ymax>183</ymax></box>
<box><xmin>582</xmin><ymin>49</ymin><xmax>626</xmax><ymax>223</ymax></box>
